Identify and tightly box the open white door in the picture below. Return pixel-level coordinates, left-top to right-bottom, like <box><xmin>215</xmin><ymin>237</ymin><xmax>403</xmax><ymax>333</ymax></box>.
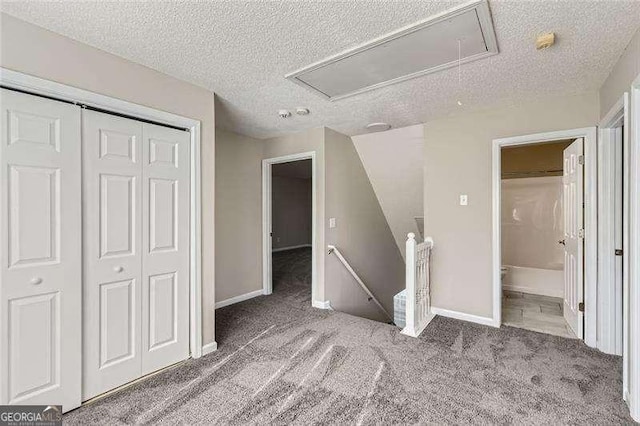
<box><xmin>0</xmin><ymin>89</ymin><xmax>82</xmax><ymax>411</ymax></box>
<box><xmin>563</xmin><ymin>138</ymin><xmax>585</xmax><ymax>338</ymax></box>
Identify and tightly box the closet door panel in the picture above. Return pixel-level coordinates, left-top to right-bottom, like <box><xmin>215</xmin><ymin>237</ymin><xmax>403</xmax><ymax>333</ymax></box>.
<box><xmin>82</xmin><ymin>110</ymin><xmax>142</xmax><ymax>400</ymax></box>
<box><xmin>141</xmin><ymin>123</ymin><xmax>190</xmax><ymax>375</ymax></box>
<box><xmin>0</xmin><ymin>89</ymin><xmax>82</xmax><ymax>411</ymax></box>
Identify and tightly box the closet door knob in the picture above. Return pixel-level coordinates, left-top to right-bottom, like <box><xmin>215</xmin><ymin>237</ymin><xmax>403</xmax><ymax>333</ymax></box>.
<box><xmin>114</xmin><ymin>266</ymin><xmax>124</xmax><ymax>273</ymax></box>
<box><xmin>30</xmin><ymin>277</ymin><xmax>43</xmax><ymax>285</ymax></box>
<box><xmin>558</xmin><ymin>239</ymin><xmax>566</xmax><ymax>246</ymax></box>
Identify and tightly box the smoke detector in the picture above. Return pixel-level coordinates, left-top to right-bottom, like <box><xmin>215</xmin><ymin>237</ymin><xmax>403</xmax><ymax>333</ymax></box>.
<box><xmin>366</xmin><ymin>122</ymin><xmax>391</xmax><ymax>133</ymax></box>
<box><xmin>296</xmin><ymin>107</ymin><xmax>310</xmax><ymax>116</ymax></box>
<box><xmin>278</xmin><ymin>109</ymin><xmax>291</xmax><ymax>118</ymax></box>
<box><xmin>536</xmin><ymin>33</ymin><xmax>555</xmax><ymax>50</ymax></box>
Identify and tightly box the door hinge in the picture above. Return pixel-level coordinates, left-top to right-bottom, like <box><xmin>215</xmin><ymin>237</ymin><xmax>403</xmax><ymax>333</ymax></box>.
<box><xmin>578</xmin><ymin>302</ymin><xmax>585</xmax><ymax>312</ymax></box>
<box><xmin>578</xmin><ymin>155</ymin><xmax>585</xmax><ymax>165</ymax></box>
<box><xmin>615</xmin><ymin>249</ymin><xmax>623</xmax><ymax>256</ymax></box>
<box><xmin>578</xmin><ymin>228</ymin><xmax>585</xmax><ymax>239</ymax></box>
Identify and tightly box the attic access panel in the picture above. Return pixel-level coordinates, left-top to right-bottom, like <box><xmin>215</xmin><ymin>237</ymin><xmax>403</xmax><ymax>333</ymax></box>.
<box><xmin>286</xmin><ymin>0</ymin><xmax>498</xmax><ymax>101</ymax></box>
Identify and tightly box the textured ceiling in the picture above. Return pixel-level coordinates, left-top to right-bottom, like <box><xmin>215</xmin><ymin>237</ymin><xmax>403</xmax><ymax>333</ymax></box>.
<box><xmin>2</xmin><ymin>1</ymin><xmax>640</xmax><ymax>139</ymax></box>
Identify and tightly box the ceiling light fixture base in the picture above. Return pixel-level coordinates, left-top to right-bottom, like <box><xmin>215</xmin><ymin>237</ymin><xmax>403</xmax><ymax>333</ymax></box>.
<box><xmin>366</xmin><ymin>122</ymin><xmax>391</xmax><ymax>133</ymax></box>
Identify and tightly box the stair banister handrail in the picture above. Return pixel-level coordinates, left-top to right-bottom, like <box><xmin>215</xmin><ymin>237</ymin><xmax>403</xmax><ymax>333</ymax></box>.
<box><xmin>327</xmin><ymin>245</ymin><xmax>393</xmax><ymax>322</ymax></box>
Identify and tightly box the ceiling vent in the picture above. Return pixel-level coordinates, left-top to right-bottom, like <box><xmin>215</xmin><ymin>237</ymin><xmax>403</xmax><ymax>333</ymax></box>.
<box><xmin>286</xmin><ymin>0</ymin><xmax>498</xmax><ymax>101</ymax></box>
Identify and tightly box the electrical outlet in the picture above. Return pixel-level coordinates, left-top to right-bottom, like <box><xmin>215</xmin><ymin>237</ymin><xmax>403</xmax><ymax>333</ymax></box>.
<box><xmin>459</xmin><ymin>194</ymin><xmax>468</xmax><ymax>206</ymax></box>
<box><xmin>329</xmin><ymin>218</ymin><xmax>336</xmax><ymax>228</ymax></box>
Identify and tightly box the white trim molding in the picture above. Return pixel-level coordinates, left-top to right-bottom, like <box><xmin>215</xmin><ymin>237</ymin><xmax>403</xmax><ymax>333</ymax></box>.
<box><xmin>312</xmin><ymin>300</ymin><xmax>333</xmax><ymax>310</ymax></box>
<box><xmin>492</xmin><ymin>128</ymin><xmax>598</xmax><ymax>344</ymax></box>
<box><xmin>598</xmin><ymin>94</ymin><xmax>629</xmax><ymax>357</ymax></box>
<box><xmin>215</xmin><ymin>289</ymin><xmax>265</xmax><ymax>309</ymax></box>
<box><xmin>272</xmin><ymin>244</ymin><xmax>312</xmax><ymax>253</ymax></box>
<box><xmin>431</xmin><ymin>307</ymin><xmax>496</xmax><ymax>327</ymax></box>
<box><xmin>628</xmin><ymin>73</ymin><xmax>640</xmax><ymax>422</ymax></box>
<box><xmin>0</xmin><ymin>68</ymin><xmax>205</xmax><ymax>359</ymax></box>
<box><xmin>201</xmin><ymin>342</ymin><xmax>218</xmax><ymax>356</ymax></box>
<box><xmin>262</xmin><ymin>152</ymin><xmax>318</xmax><ymax>305</ymax></box>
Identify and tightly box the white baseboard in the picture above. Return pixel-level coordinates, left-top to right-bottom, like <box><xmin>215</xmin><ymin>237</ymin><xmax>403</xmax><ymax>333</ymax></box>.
<box><xmin>312</xmin><ymin>299</ymin><xmax>332</xmax><ymax>310</ymax></box>
<box><xmin>272</xmin><ymin>244</ymin><xmax>312</xmax><ymax>253</ymax></box>
<box><xmin>502</xmin><ymin>284</ymin><xmax>563</xmax><ymax>299</ymax></box>
<box><xmin>431</xmin><ymin>307</ymin><xmax>498</xmax><ymax>328</ymax></box>
<box><xmin>215</xmin><ymin>289</ymin><xmax>264</xmax><ymax>309</ymax></box>
<box><xmin>201</xmin><ymin>341</ymin><xmax>218</xmax><ymax>356</ymax></box>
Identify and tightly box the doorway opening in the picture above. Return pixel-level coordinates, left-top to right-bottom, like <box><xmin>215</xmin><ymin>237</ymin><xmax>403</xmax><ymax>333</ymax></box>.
<box><xmin>500</xmin><ymin>139</ymin><xmax>578</xmax><ymax>338</ymax></box>
<box><xmin>262</xmin><ymin>152</ymin><xmax>317</xmax><ymax>306</ymax></box>
<box><xmin>271</xmin><ymin>160</ymin><xmax>313</xmax><ymax>301</ymax></box>
<box><xmin>492</xmin><ymin>127</ymin><xmax>598</xmax><ymax>344</ymax></box>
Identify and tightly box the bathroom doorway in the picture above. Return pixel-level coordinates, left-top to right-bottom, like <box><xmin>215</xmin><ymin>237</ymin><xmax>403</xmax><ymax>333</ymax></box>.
<box><xmin>500</xmin><ymin>139</ymin><xmax>577</xmax><ymax>338</ymax></box>
<box><xmin>492</xmin><ymin>127</ymin><xmax>598</xmax><ymax>343</ymax></box>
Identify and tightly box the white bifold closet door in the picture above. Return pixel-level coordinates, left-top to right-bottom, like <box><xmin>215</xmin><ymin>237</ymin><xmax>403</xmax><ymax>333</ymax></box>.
<box><xmin>82</xmin><ymin>110</ymin><xmax>190</xmax><ymax>400</ymax></box>
<box><xmin>0</xmin><ymin>89</ymin><xmax>82</xmax><ymax>410</ymax></box>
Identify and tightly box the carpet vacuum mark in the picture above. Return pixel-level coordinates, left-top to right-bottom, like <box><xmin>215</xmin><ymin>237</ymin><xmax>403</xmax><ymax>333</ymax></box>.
<box><xmin>65</xmin><ymin>248</ymin><xmax>634</xmax><ymax>424</ymax></box>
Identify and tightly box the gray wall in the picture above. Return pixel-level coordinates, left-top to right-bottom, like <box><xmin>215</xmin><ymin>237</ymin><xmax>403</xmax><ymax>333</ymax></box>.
<box><xmin>215</xmin><ymin>129</ymin><xmax>263</xmax><ymax>302</ymax></box>
<box><xmin>215</xmin><ymin>126</ymin><xmax>402</xmax><ymax>323</ymax></box>
<box><xmin>325</xmin><ymin>128</ymin><xmax>405</xmax><ymax>322</ymax></box>
<box><xmin>352</xmin><ymin>124</ymin><xmax>424</xmax><ymax>259</ymax></box>
<box><xmin>272</xmin><ymin>175</ymin><xmax>312</xmax><ymax>250</ymax></box>
<box><xmin>0</xmin><ymin>13</ymin><xmax>218</xmax><ymax>345</ymax></box>
<box><xmin>423</xmin><ymin>92</ymin><xmax>599</xmax><ymax>318</ymax></box>
<box><xmin>600</xmin><ymin>26</ymin><xmax>640</xmax><ymax>117</ymax></box>
<box><xmin>214</xmin><ymin>127</ymin><xmax>327</xmax><ymax>306</ymax></box>
<box><xmin>215</xmin><ymin>129</ymin><xmax>320</xmax><ymax>303</ymax></box>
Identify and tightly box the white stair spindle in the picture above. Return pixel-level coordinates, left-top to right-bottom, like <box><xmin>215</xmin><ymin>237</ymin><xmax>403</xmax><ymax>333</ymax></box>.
<box><xmin>402</xmin><ymin>233</ymin><xmax>435</xmax><ymax>337</ymax></box>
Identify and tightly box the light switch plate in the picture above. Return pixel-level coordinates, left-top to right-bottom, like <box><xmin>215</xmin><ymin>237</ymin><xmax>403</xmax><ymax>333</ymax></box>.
<box><xmin>329</xmin><ymin>218</ymin><xmax>336</xmax><ymax>228</ymax></box>
<box><xmin>459</xmin><ymin>194</ymin><xmax>468</xmax><ymax>206</ymax></box>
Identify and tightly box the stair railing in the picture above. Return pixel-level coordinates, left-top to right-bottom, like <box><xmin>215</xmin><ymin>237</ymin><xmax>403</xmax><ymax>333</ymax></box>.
<box><xmin>327</xmin><ymin>245</ymin><xmax>394</xmax><ymax>322</ymax></box>
<box><xmin>402</xmin><ymin>233</ymin><xmax>435</xmax><ymax>337</ymax></box>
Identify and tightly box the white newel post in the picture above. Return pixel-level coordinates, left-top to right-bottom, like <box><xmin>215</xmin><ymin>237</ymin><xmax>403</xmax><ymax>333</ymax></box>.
<box><xmin>403</xmin><ymin>233</ymin><xmax>418</xmax><ymax>336</ymax></box>
<box><xmin>402</xmin><ymin>233</ymin><xmax>435</xmax><ymax>338</ymax></box>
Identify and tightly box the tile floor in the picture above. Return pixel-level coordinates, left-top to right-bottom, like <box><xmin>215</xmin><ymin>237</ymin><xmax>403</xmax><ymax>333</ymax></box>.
<box><xmin>502</xmin><ymin>290</ymin><xmax>577</xmax><ymax>339</ymax></box>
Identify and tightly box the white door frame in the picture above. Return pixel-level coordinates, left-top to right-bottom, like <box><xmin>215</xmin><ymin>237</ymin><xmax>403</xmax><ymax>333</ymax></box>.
<box><xmin>628</xmin><ymin>73</ymin><xmax>640</xmax><ymax>422</ymax></box>
<box><xmin>492</xmin><ymin>127</ymin><xmax>598</xmax><ymax>347</ymax></box>
<box><xmin>262</xmin><ymin>152</ymin><xmax>317</xmax><ymax>301</ymax></box>
<box><xmin>598</xmin><ymin>95</ymin><xmax>628</xmax><ymax>358</ymax></box>
<box><xmin>0</xmin><ymin>67</ymin><xmax>205</xmax><ymax>359</ymax></box>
